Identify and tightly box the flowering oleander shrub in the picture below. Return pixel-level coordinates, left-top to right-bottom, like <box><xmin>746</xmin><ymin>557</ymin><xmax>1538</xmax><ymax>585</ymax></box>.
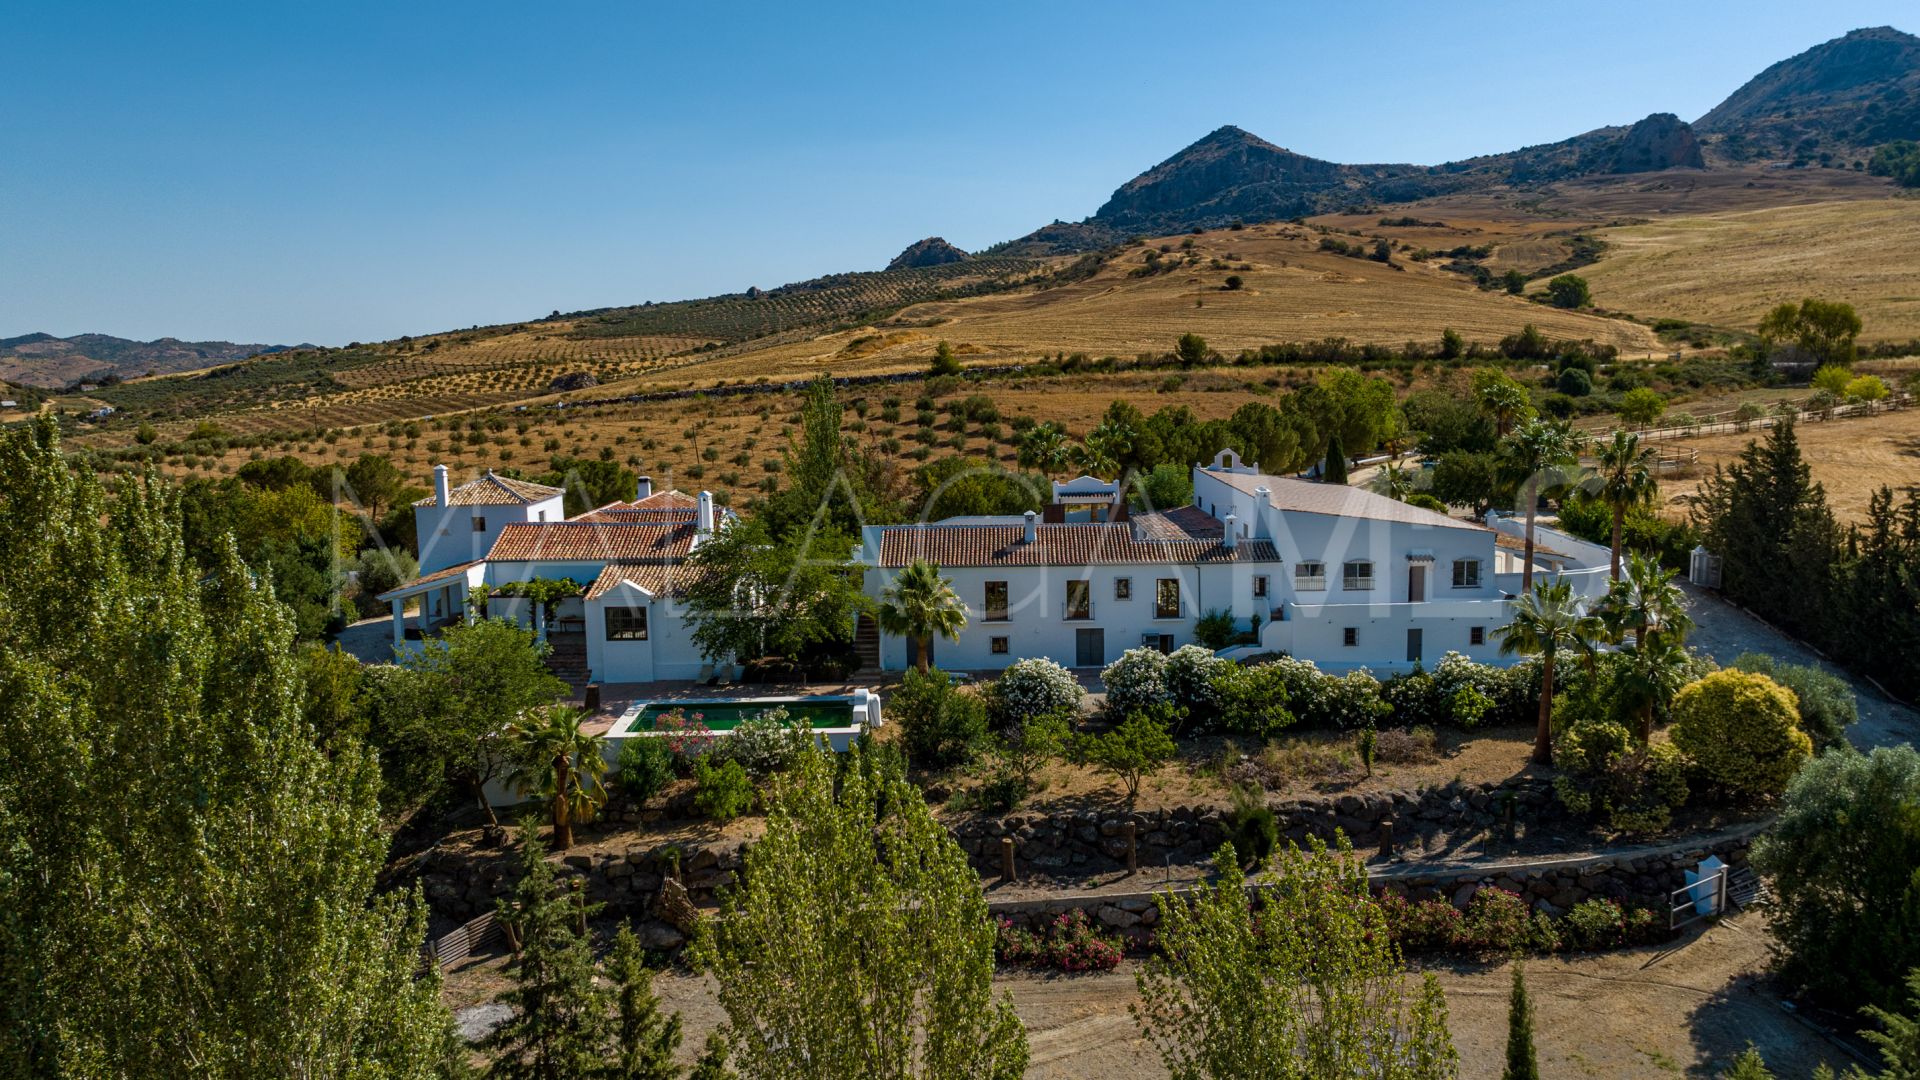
<box><xmin>995</xmin><ymin>909</ymin><xmax>1125</xmax><ymax>972</ymax></box>
<box><xmin>1164</xmin><ymin>644</ymin><xmax>1231</xmax><ymax>717</ymax></box>
<box><xmin>1376</xmin><ymin>892</ymin><xmax>1464</xmax><ymax>951</ymax></box>
<box><xmin>1380</xmin><ymin>888</ymin><xmax>1661</xmax><ymax>955</ymax></box>
<box><xmin>713</xmin><ymin>706</ymin><xmax>813</xmax><ymax>779</ymax></box>
<box><xmin>989</xmin><ymin>657</ymin><xmax>1084</xmax><ymax>728</ymax></box>
<box><xmin>1101</xmin><ymin>647</ymin><xmax>1169</xmax><ymax>716</ymax></box>
<box><xmin>1458</xmin><ymin>887</ymin><xmax>1535</xmax><ymax>953</ymax></box>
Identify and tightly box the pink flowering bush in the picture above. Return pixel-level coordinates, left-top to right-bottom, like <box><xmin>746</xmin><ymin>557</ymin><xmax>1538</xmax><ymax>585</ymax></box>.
<box><xmin>995</xmin><ymin>910</ymin><xmax>1124</xmax><ymax>973</ymax></box>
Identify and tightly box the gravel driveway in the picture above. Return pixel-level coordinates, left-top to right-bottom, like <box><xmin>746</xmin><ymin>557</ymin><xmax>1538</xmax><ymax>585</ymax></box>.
<box><xmin>1679</xmin><ymin>581</ymin><xmax>1918</xmax><ymax>750</ymax></box>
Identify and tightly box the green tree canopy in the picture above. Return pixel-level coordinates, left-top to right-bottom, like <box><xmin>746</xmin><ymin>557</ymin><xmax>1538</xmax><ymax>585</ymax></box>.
<box><xmin>1134</xmin><ymin>838</ymin><xmax>1456</xmax><ymax>1079</ymax></box>
<box><xmin>0</xmin><ymin>418</ymin><xmax>457</xmax><ymax>1077</ymax></box>
<box><xmin>1546</xmin><ymin>274</ymin><xmax>1591</xmax><ymax>309</ymax></box>
<box><xmin>693</xmin><ymin>745</ymin><xmax>1028</xmax><ymax>1078</ymax></box>
<box><xmin>680</xmin><ymin>517</ymin><xmax>868</xmax><ymax>667</ymax></box>
<box><xmin>1757</xmin><ymin>298</ymin><xmax>1863</xmax><ymax>366</ymax></box>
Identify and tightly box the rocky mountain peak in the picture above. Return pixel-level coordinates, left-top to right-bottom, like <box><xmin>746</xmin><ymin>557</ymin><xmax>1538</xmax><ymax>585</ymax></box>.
<box><xmin>886</xmin><ymin>237</ymin><xmax>968</xmax><ymax>270</ymax></box>
<box><xmin>1609</xmin><ymin>113</ymin><xmax>1706</xmax><ymax>172</ymax></box>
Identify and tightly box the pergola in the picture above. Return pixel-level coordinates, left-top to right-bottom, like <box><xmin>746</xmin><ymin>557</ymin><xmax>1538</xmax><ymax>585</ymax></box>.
<box><xmin>376</xmin><ymin>561</ymin><xmax>482</xmax><ymax>654</ymax></box>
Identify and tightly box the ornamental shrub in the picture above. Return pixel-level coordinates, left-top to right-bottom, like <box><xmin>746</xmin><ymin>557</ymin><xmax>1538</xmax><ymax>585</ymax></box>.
<box><xmin>1192</xmin><ymin>608</ymin><xmax>1238</xmax><ymax>649</ymax></box>
<box><xmin>1459</xmin><ymin>887</ymin><xmax>1535</xmax><ymax>954</ymax></box>
<box><xmin>891</xmin><ymin>667</ymin><xmax>988</xmax><ymax>770</ymax></box>
<box><xmin>616</xmin><ymin>736</ymin><xmax>677</xmax><ymax>806</ymax></box>
<box><xmin>1223</xmin><ymin>782</ymin><xmax>1278</xmax><ymax>866</ymax></box>
<box><xmin>1431</xmin><ymin>651</ymin><xmax>1534</xmax><ymax>727</ymax></box>
<box><xmin>713</xmin><ymin>707</ymin><xmax>812</xmax><ymax>780</ymax></box>
<box><xmin>1381</xmin><ymin>669</ymin><xmax>1443</xmax><ymax>728</ymax></box>
<box><xmin>1377</xmin><ymin>892</ymin><xmax>1464</xmax><ymax>951</ymax></box>
<box><xmin>1164</xmin><ymin>644</ymin><xmax>1231</xmax><ymax>719</ymax></box>
<box><xmin>1209</xmin><ymin>661</ymin><xmax>1296</xmax><ymax>738</ymax></box>
<box><xmin>1552</xmin><ymin>720</ymin><xmax>1690</xmax><ymax>833</ymax></box>
<box><xmin>1752</xmin><ymin>745</ymin><xmax>1920</xmax><ymax>1013</ymax></box>
<box><xmin>995</xmin><ymin>910</ymin><xmax>1125</xmax><ymax>973</ymax></box>
<box><xmin>989</xmin><ymin>656</ymin><xmax>1084</xmax><ymax>729</ymax></box>
<box><xmin>1669</xmin><ymin>671</ymin><xmax>1811</xmax><ymax>798</ymax></box>
<box><xmin>693</xmin><ymin>755</ymin><xmax>753</xmax><ymax>822</ymax></box>
<box><xmin>1730</xmin><ymin>652</ymin><xmax>1856</xmax><ymax>751</ymax></box>
<box><xmin>1562</xmin><ymin>898</ymin><xmax>1631</xmax><ymax>950</ymax></box>
<box><xmin>1100</xmin><ymin>647</ymin><xmax>1169</xmax><ymax>716</ymax></box>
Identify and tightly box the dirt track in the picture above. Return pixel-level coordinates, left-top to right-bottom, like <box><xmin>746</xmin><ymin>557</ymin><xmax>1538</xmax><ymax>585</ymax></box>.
<box><xmin>446</xmin><ymin>907</ymin><xmax>1855</xmax><ymax>1077</ymax></box>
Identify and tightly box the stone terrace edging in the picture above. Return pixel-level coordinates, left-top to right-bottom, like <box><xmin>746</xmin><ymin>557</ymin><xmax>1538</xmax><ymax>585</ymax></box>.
<box><xmin>987</xmin><ymin>820</ymin><xmax>1767</xmax><ymax>939</ymax></box>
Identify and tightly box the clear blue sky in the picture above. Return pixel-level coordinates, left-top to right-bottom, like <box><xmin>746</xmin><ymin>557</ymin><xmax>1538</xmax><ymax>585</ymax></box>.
<box><xmin>2</xmin><ymin>1</ymin><xmax>1912</xmax><ymax>346</ymax></box>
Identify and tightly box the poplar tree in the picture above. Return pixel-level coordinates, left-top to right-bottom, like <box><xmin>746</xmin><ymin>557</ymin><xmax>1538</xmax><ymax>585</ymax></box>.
<box><xmin>1134</xmin><ymin>836</ymin><xmax>1457</xmax><ymax>1079</ymax></box>
<box><xmin>0</xmin><ymin>417</ymin><xmax>457</xmax><ymax>1078</ymax></box>
<box><xmin>692</xmin><ymin>744</ymin><xmax>1028</xmax><ymax>1079</ymax></box>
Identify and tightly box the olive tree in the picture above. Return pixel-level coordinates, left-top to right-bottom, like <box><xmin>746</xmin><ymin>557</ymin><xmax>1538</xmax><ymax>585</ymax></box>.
<box><xmin>1134</xmin><ymin>837</ymin><xmax>1457</xmax><ymax>1079</ymax></box>
<box><xmin>692</xmin><ymin>745</ymin><xmax>1027</xmax><ymax>1079</ymax></box>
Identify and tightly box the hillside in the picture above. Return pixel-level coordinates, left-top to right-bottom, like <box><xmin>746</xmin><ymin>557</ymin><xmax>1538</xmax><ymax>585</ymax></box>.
<box><xmin>0</xmin><ymin>332</ymin><xmax>302</xmax><ymax>389</ymax></box>
<box><xmin>1697</xmin><ymin>26</ymin><xmax>1920</xmax><ymax>162</ymax></box>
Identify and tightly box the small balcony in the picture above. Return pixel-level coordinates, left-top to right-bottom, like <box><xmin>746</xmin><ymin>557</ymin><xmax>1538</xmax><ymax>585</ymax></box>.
<box><xmin>1062</xmin><ymin>600</ymin><xmax>1095</xmax><ymax>621</ymax></box>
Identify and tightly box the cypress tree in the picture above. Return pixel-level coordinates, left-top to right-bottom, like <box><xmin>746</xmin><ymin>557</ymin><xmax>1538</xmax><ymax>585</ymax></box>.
<box><xmin>1502</xmin><ymin>963</ymin><xmax>1540</xmax><ymax>1080</ymax></box>
<box><xmin>608</xmin><ymin>925</ymin><xmax>684</xmax><ymax>1079</ymax></box>
<box><xmin>486</xmin><ymin>827</ymin><xmax>611</xmax><ymax>1080</ymax></box>
<box><xmin>1324</xmin><ymin>432</ymin><xmax>1349</xmax><ymax>485</ymax></box>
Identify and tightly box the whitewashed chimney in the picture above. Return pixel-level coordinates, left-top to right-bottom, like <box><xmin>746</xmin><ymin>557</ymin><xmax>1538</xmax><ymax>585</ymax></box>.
<box><xmin>635</xmin><ymin>475</ymin><xmax>652</xmax><ymax>501</ymax></box>
<box><xmin>696</xmin><ymin>490</ymin><xmax>715</xmax><ymax>536</ymax></box>
<box><xmin>1223</xmin><ymin>513</ymin><xmax>1238</xmax><ymax>549</ymax></box>
<box><xmin>433</xmin><ymin>464</ymin><xmax>450</xmax><ymax>508</ymax></box>
<box><xmin>1023</xmin><ymin>510</ymin><xmax>1037</xmax><ymax>544</ymax></box>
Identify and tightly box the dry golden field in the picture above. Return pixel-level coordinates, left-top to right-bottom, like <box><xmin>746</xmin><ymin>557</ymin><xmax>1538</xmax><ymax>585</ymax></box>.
<box><xmin>1578</xmin><ymin>198</ymin><xmax>1920</xmax><ymax>340</ymax></box>
<box><xmin>1653</xmin><ymin>401</ymin><xmax>1920</xmax><ymax>522</ymax></box>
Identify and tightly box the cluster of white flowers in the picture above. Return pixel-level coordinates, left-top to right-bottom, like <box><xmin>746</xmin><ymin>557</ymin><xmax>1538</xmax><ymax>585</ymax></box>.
<box><xmin>991</xmin><ymin>657</ymin><xmax>1084</xmax><ymax>724</ymax></box>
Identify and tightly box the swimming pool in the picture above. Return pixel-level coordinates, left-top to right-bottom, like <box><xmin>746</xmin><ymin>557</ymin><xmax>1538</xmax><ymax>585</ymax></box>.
<box><xmin>606</xmin><ymin>690</ymin><xmax>882</xmax><ymax>751</ymax></box>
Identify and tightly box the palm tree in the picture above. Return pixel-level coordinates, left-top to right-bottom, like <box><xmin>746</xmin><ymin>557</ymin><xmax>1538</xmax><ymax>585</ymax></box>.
<box><xmin>1495</xmin><ymin>579</ymin><xmax>1602</xmax><ymax>765</ymax></box>
<box><xmin>1613</xmin><ymin>633</ymin><xmax>1694</xmax><ymax>744</ymax></box>
<box><xmin>1016</xmin><ymin>422</ymin><xmax>1072</xmax><ymax>477</ymax></box>
<box><xmin>1591</xmin><ymin>430</ymin><xmax>1659</xmax><ymax>580</ymax></box>
<box><xmin>1479</xmin><ymin>378</ymin><xmax>1534</xmax><ymax>438</ymax></box>
<box><xmin>876</xmin><ymin>559</ymin><xmax>968</xmax><ymax>672</ymax></box>
<box><xmin>1596</xmin><ymin>552</ymin><xmax>1694</xmax><ymax>651</ymax></box>
<box><xmin>508</xmin><ymin>704</ymin><xmax>609</xmax><ymax>850</ymax></box>
<box><xmin>1368</xmin><ymin>461</ymin><xmax>1416</xmax><ymax>502</ymax></box>
<box><xmin>1500</xmin><ymin>418</ymin><xmax>1584</xmax><ymax>593</ymax></box>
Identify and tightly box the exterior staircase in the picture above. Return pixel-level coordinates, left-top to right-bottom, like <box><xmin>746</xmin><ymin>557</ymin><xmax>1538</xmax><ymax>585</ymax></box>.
<box><xmin>544</xmin><ymin>631</ymin><xmax>590</xmax><ymax>691</ymax></box>
<box><xmin>853</xmin><ymin>615</ymin><xmax>880</xmax><ymax>672</ymax></box>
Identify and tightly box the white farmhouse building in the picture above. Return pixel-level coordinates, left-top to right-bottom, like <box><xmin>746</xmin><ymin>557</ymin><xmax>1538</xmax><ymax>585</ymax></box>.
<box><xmin>859</xmin><ymin>449</ymin><xmax>1609</xmax><ymax>675</ymax></box>
<box><xmin>379</xmin><ymin>472</ymin><xmax>723</xmax><ymax>682</ymax></box>
<box><xmin>378</xmin><ymin>450</ymin><xmax>1610</xmax><ymax>685</ymax></box>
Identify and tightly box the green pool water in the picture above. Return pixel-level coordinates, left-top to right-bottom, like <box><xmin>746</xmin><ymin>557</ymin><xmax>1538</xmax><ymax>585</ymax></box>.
<box><xmin>634</xmin><ymin>698</ymin><xmax>857</xmax><ymax>732</ymax></box>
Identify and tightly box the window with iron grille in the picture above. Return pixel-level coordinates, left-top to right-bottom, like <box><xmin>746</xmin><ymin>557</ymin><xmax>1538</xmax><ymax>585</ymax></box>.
<box><xmin>1342</xmin><ymin>561</ymin><xmax>1374</xmax><ymax>590</ymax></box>
<box><xmin>606</xmin><ymin>606</ymin><xmax>648</xmax><ymax>641</ymax></box>
<box><xmin>985</xmin><ymin>581</ymin><xmax>1009</xmax><ymax>621</ymax></box>
<box><xmin>1155</xmin><ymin>578</ymin><xmax>1180</xmax><ymax>619</ymax></box>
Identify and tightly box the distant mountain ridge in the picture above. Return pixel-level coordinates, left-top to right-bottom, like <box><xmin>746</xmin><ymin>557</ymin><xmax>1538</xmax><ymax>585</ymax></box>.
<box><xmin>0</xmin><ymin>332</ymin><xmax>304</xmax><ymax>389</ymax></box>
<box><xmin>997</xmin><ymin>26</ymin><xmax>1914</xmax><ymax>250</ymax></box>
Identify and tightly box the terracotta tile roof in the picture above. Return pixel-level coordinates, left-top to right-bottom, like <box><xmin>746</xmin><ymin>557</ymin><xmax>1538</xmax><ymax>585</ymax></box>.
<box><xmin>374</xmin><ymin>559</ymin><xmax>479</xmax><ymax>602</ymax></box>
<box><xmin>875</xmin><ymin>522</ymin><xmax>1279</xmax><ymax>568</ymax></box>
<box><xmin>413</xmin><ymin>471</ymin><xmax>565</xmax><ymax>507</ymax></box>
<box><xmin>1206</xmin><ymin>470</ymin><xmax>1484</xmax><ymax>532</ymax></box>
<box><xmin>1132</xmin><ymin>505</ymin><xmax>1225</xmax><ymax>542</ymax></box>
<box><xmin>572</xmin><ymin>508</ymin><xmax>698</xmax><ymax>524</ymax></box>
<box><xmin>485</xmin><ymin>522</ymin><xmax>697</xmax><ymax>562</ymax></box>
<box><xmin>585</xmin><ymin>562</ymin><xmax>694</xmax><ymax>599</ymax></box>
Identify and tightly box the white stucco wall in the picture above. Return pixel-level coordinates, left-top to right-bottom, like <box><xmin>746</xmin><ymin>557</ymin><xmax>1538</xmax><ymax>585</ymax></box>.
<box><xmin>414</xmin><ymin>494</ymin><xmax>565</xmax><ymax>575</ymax></box>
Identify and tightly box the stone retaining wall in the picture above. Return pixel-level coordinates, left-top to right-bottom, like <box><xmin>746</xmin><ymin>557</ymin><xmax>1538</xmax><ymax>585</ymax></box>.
<box><xmin>414</xmin><ymin>777</ymin><xmax>1576</xmax><ymax>944</ymax></box>
<box><xmin>989</xmin><ymin>830</ymin><xmax>1759</xmax><ymax>948</ymax></box>
<box><xmin>948</xmin><ymin>778</ymin><xmax>1566</xmax><ymax>878</ymax></box>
